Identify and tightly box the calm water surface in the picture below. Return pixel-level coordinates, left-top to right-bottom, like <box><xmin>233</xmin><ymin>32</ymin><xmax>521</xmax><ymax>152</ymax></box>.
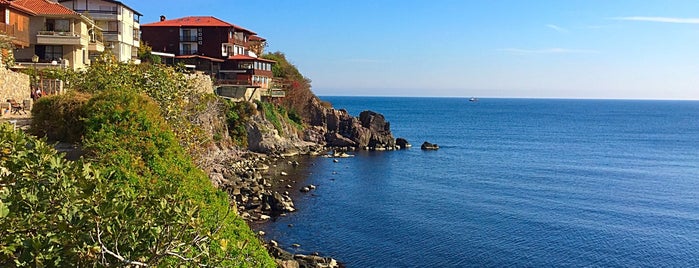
<box><xmin>260</xmin><ymin>97</ymin><xmax>699</xmax><ymax>267</ymax></box>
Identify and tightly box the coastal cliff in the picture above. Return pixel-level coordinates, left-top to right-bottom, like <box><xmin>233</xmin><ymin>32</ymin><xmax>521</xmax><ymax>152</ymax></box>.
<box><xmin>4</xmin><ymin>53</ymin><xmax>397</xmax><ymax>267</ymax></box>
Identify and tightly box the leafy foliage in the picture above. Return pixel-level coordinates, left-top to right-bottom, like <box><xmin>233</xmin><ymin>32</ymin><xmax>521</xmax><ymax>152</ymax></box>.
<box><xmin>29</xmin><ymin>91</ymin><xmax>92</xmax><ymax>143</ymax></box>
<box><xmin>0</xmin><ymin>36</ymin><xmax>15</xmax><ymax>68</ymax></box>
<box><xmin>34</xmin><ymin>55</ymin><xmax>208</xmax><ymax>156</ymax></box>
<box><xmin>223</xmin><ymin>100</ymin><xmax>255</xmax><ymax>147</ymax></box>
<box><xmin>0</xmin><ymin>90</ymin><xmax>275</xmax><ymax>266</ymax></box>
<box><xmin>138</xmin><ymin>41</ymin><xmax>162</xmax><ymax>64</ymax></box>
<box><xmin>80</xmin><ymin>90</ymin><xmax>273</xmax><ymax>266</ymax></box>
<box><xmin>261</xmin><ymin>52</ymin><xmax>319</xmax><ymax>124</ymax></box>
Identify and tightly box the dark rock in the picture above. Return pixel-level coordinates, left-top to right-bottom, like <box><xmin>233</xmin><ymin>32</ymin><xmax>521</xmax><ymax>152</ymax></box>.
<box><xmin>421</xmin><ymin>141</ymin><xmax>439</xmax><ymax>150</ymax></box>
<box><xmin>264</xmin><ymin>191</ymin><xmax>295</xmax><ymax>213</ymax></box>
<box><xmin>294</xmin><ymin>254</ymin><xmax>340</xmax><ymax>268</ymax></box>
<box><xmin>396</xmin><ymin>138</ymin><xmax>411</xmax><ymax>149</ymax></box>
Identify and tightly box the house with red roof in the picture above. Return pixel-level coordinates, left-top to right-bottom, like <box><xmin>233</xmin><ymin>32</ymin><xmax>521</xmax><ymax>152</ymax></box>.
<box><xmin>0</xmin><ymin>0</ymin><xmax>35</xmax><ymax>49</ymax></box>
<box><xmin>10</xmin><ymin>0</ymin><xmax>104</xmax><ymax>70</ymax></box>
<box><xmin>57</xmin><ymin>0</ymin><xmax>142</xmax><ymax>63</ymax></box>
<box><xmin>141</xmin><ymin>15</ymin><xmax>280</xmax><ymax>101</ymax></box>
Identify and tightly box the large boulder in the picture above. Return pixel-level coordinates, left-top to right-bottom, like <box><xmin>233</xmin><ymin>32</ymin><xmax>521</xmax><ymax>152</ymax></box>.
<box><xmin>421</xmin><ymin>141</ymin><xmax>439</xmax><ymax>150</ymax></box>
<box><xmin>396</xmin><ymin>138</ymin><xmax>411</xmax><ymax>149</ymax></box>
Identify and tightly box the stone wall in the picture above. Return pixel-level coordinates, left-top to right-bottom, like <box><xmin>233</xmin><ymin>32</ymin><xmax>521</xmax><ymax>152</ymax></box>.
<box><xmin>0</xmin><ymin>67</ymin><xmax>31</xmax><ymax>114</ymax></box>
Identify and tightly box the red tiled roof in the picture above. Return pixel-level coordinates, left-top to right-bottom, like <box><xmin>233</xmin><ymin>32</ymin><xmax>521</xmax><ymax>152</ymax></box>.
<box><xmin>175</xmin><ymin>54</ymin><xmax>225</xmax><ymax>63</ymax></box>
<box><xmin>228</xmin><ymin>54</ymin><xmax>276</xmax><ymax>63</ymax></box>
<box><xmin>12</xmin><ymin>0</ymin><xmax>78</xmax><ymax>16</ymax></box>
<box><xmin>142</xmin><ymin>16</ymin><xmax>256</xmax><ymax>35</ymax></box>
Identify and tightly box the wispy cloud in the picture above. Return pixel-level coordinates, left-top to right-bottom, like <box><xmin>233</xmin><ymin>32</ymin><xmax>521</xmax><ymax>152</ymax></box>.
<box><xmin>546</xmin><ymin>24</ymin><xmax>569</xmax><ymax>33</ymax></box>
<box><xmin>499</xmin><ymin>48</ymin><xmax>599</xmax><ymax>55</ymax></box>
<box><xmin>614</xmin><ymin>16</ymin><xmax>699</xmax><ymax>24</ymax></box>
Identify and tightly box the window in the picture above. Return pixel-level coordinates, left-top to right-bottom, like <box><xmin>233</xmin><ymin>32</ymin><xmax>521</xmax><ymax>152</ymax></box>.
<box><xmin>239</xmin><ymin>62</ymin><xmax>252</xmax><ymax>69</ymax></box>
<box><xmin>107</xmin><ymin>21</ymin><xmax>118</xmax><ymax>32</ymax></box>
<box><xmin>182</xmin><ymin>43</ymin><xmax>192</xmax><ymax>54</ymax></box>
<box><xmin>46</xmin><ymin>19</ymin><xmax>70</xmax><ymax>32</ymax></box>
<box><xmin>35</xmin><ymin>45</ymin><xmax>63</xmax><ymax>61</ymax></box>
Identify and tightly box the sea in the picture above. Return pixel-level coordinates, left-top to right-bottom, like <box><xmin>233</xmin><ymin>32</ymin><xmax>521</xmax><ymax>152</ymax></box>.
<box><xmin>259</xmin><ymin>97</ymin><xmax>699</xmax><ymax>267</ymax></box>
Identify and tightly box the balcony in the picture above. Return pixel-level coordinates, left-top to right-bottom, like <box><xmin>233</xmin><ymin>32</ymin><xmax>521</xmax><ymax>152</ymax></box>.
<box><xmin>180</xmin><ymin>35</ymin><xmax>198</xmax><ymax>42</ymax></box>
<box><xmin>37</xmin><ymin>31</ymin><xmax>82</xmax><ymax>46</ymax></box>
<box><xmin>74</xmin><ymin>9</ymin><xmax>118</xmax><ymax>20</ymax></box>
<box><xmin>215</xmin><ymin>79</ymin><xmax>262</xmax><ymax>88</ymax></box>
<box><xmin>180</xmin><ymin>50</ymin><xmax>198</xmax><ymax>55</ymax></box>
<box><xmin>0</xmin><ymin>22</ymin><xmax>30</xmax><ymax>47</ymax></box>
<box><xmin>261</xmin><ymin>89</ymin><xmax>286</xmax><ymax>98</ymax></box>
<box><xmin>89</xmin><ymin>40</ymin><xmax>105</xmax><ymax>52</ymax></box>
<box><xmin>102</xmin><ymin>31</ymin><xmax>119</xmax><ymax>42</ymax></box>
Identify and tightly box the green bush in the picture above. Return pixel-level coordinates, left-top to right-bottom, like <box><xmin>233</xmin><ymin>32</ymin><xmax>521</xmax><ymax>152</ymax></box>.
<box><xmin>81</xmin><ymin>90</ymin><xmax>274</xmax><ymax>266</ymax></box>
<box><xmin>224</xmin><ymin>100</ymin><xmax>255</xmax><ymax>147</ymax></box>
<box><xmin>29</xmin><ymin>91</ymin><xmax>91</xmax><ymax>143</ymax></box>
<box><xmin>0</xmin><ymin>90</ymin><xmax>275</xmax><ymax>266</ymax></box>
<box><xmin>0</xmin><ymin>122</ymin><xmax>100</xmax><ymax>266</ymax></box>
<box><xmin>258</xmin><ymin>101</ymin><xmax>283</xmax><ymax>135</ymax></box>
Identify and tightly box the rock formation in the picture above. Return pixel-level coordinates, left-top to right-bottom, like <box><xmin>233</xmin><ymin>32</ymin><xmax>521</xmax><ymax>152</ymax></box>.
<box><xmin>301</xmin><ymin>98</ymin><xmax>398</xmax><ymax>151</ymax></box>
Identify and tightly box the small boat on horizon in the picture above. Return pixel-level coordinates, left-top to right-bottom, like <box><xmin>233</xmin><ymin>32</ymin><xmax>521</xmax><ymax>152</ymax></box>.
<box><xmin>469</xmin><ymin>97</ymin><xmax>479</xmax><ymax>102</ymax></box>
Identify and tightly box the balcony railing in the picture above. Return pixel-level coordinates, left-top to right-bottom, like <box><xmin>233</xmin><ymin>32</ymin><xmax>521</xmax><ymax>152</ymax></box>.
<box><xmin>262</xmin><ymin>89</ymin><xmax>286</xmax><ymax>98</ymax></box>
<box><xmin>180</xmin><ymin>35</ymin><xmax>198</xmax><ymax>42</ymax></box>
<box><xmin>215</xmin><ymin>79</ymin><xmax>263</xmax><ymax>87</ymax></box>
<box><xmin>37</xmin><ymin>31</ymin><xmax>82</xmax><ymax>46</ymax></box>
<box><xmin>180</xmin><ymin>50</ymin><xmax>198</xmax><ymax>55</ymax></box>
<box><xmin>73</xmin><ymin>9</ymin><xmax>119</xmax><ymax>20</ymax></box>
<box><xmin>74</xmin><ymin>9</ymin><xmax>118</xmax><ymax>15</ymax></box>
<box><xmin>0</xmin><ymin>22</ymin><xmax>30</xmax><ymax>47</ymax></box>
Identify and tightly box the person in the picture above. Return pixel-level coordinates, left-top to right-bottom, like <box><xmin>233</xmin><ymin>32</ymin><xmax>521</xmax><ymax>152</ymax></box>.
<box><xmin>35</xmin><ymin>88</ymin><xmax>42</xmax><ymax>99</ymax></box>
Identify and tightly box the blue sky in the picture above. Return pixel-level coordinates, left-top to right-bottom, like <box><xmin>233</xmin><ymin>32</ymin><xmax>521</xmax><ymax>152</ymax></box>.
<box><xmin>131</xmin><ymin>0</ymin><xmax>699</xmax><ymax>99</ymax></box>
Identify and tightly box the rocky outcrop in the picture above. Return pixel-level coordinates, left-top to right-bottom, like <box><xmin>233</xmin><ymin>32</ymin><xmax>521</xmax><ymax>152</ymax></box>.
<box><xmin>396</xmin><ymin>138</ymin><xmax>411</xmax><ymax>149</ymax></box>
<box><xmin>269</xmin><ymin>242</ymin><xmax>341</xmax><ymax>268</ymax></box>
<box><xmin>305</xmin><ymin>105</ymin><xmax>397</xmax><ymax>150</ymax></box>
<box><xmin>421</xmin><ymin>141</ymin><xmax>439</xmax><ymax>150</ymax></box>
<box><xmin>247</xmin><ymin>112</ymin><xmax>323</xmax><ymax>156</ymax></box>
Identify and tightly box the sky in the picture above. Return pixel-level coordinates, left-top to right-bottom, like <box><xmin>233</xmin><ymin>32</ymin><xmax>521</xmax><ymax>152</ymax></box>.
<box><xmin>129</xmin><ymin>0</ymin><xmax>699</xmax><ymax>99</ymax></box>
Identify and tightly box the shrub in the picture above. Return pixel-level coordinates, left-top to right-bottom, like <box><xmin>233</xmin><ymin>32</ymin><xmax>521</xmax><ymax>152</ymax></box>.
<box><xmin>223</xmin><ymin>100</ymin><xmax>255</xmax><ymax>147</ymax></box>
<box><xmin>0</xmin><ymin>122</ymin><xmax>100</xmax><ymax>266</ymax></box>
<box><xmin>81</xmin><ymin>90</ymin><xmax>274</xmax><ymax>266</ymax></box>
<box><xmin>29</xmin><ymin>91</ymin><xmax>91</xmax><ymax>143</ymax></box>
<box><xmin>258</xmin><ymin>101</ymin><xmax>283</xmax><ymax>135</ymax></box>
<box><xmin>0</xmin><ymin>90</ymin><xmax>275</xmax><ymax>267</ymax></box>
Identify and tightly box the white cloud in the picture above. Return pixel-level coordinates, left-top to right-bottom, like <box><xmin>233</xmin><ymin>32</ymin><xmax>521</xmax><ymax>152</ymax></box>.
<box><xmin>614</xmin><ymin>16</ymin><xmax>699</xmax><ymax>24</ymax></box>
<box><xmin>546</xmin><ymin>24</ymin><xmax>569</xmax><ymax>33</ymax></box>
<box><xmin>499</xmin><ymin>48</ymin><xmax>599</xmax><ymax>54</ymax></box>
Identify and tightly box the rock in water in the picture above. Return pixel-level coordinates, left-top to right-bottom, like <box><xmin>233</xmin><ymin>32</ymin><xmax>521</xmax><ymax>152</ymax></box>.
<box><xmin>421</xmin><ymin>141</ymin><xmax>439</xmax><ymax>150</ymax></box>
<box><xmin>396</xmin><ymin>137</ymin><xmax>411</xmax><ymax>149</ymax></box>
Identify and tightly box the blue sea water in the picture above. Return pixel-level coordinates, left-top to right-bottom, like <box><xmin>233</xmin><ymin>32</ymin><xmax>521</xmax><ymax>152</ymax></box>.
<box><xmin>260</xmin><ymin>97</ymin><xmax>699</xmax><ymax>267</ymax></box>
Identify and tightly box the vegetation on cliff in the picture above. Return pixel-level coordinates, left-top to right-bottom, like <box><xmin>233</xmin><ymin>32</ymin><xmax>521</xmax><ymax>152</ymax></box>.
<box><xmin>262</xmin><ymin>52</ymin><xmax>330</xmax><ymax>125</ymax></box>
<box><xmin>2</xmin><ymin>57</ymin><xmax>275</xmax><ymax>266</ymax></box>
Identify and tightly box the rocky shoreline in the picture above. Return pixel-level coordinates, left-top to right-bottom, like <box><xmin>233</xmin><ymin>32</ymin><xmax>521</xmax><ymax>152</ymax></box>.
<box><xmin>203</xmin><ymin>105</ymin><xmax>410</xmax><ymax>267</ymax></box>
<box><xmin>211</xmin><ymin>151</ymin><xmax>341</xmax><ymax>267</ymax></box>
<box><xmin>41</xmin><ymin>101</ymin><xmax>405</xmax><ymax>266</ymax></box>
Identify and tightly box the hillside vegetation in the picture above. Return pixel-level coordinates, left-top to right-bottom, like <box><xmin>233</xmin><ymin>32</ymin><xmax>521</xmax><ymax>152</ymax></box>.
<box><xmin>1</xmin><ymin>55</ymin><xmax>275</xmax><ymax>267</ymax></box>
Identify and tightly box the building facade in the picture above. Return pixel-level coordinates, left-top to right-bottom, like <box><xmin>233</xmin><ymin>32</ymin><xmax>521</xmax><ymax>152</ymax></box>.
<box><xmin>0</xmin><ymin>0</ymin><xmax>34</xmax><ymax>49</ymax></box>
<box><xmin>58</xmin><ymin>0</ymin><xmax>141</xmax><ymax>62</ymax></box>
<box><xmin>11</xmin><ymin>0</ymin><xmax>103</xmax><ymax>70</ymax></box>
<box><xmin>141</xmin><ymin>15</ymin><xmax>279</xmax><ymax>101</ymax></box>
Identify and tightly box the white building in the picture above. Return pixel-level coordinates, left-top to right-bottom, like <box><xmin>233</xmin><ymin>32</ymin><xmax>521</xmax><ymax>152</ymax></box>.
<box><xmin>57</xmin><ymin>0</ymin><xmax>141</xmax><ymax>62</ymax></box>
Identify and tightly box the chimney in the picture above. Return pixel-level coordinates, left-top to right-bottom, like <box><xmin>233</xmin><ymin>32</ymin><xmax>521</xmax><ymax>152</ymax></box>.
<box><xmin>160</xmin><ymin>15</ymin><xmax>166</xmax><ymax>21</ymax></box>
